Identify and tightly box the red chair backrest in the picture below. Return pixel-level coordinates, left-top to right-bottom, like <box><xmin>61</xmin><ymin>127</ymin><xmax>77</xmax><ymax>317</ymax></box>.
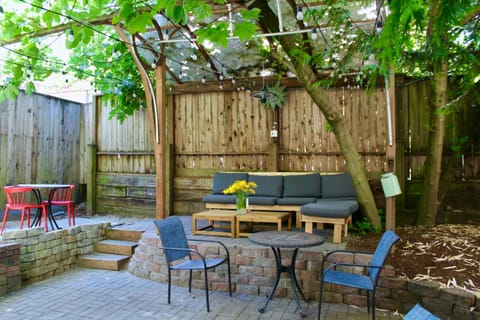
<box><xmin>50</xmin><ymin>185</ymin><xmax>74</xmax><ymax>202</ymax></box>
<box><xmin>4</xmin><ymin>186</ymin><xmax>34</xmax><ymax>209</ymax></box>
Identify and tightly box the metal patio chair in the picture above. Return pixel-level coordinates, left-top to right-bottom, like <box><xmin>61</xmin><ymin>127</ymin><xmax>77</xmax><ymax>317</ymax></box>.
<box><xmin>404</xmin><ymin>304</ymin><xmax>440</xmax><ymax>320</ymax></box>
<box><xmin>317</xmin><ymin>229</ymin><xmax>399</xmax><ymax>320</ymax></box>
<box><xmin>1</xmin><ymin>186</ymin><xmax>48</xmax><ymax>234</ymax></box>
<box><xmin>153</xmin><ymin>217</ymin><xmax>232</xmax><ymax>312</ymax></box>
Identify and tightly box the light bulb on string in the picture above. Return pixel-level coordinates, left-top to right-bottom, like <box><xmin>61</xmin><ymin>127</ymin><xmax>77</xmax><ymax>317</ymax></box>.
<box><xmin>201</xmin><ymin>76</ymin><xmax>206</xmax><ymax>84</ymax></box>
<box><xmin>311</xmin><ymin>28</ymin><xmax>318</xmax><ymax>40</ymax></box>
<box><xmin>376</xmin><ymin>21</ymin><xmax>383</xmax><ymax>35</ymax></box>
<box><xmin>296</xmin><ymin>5</ymin><xmax>303</xmax><ymax>21</ymax></box>
<box><xmin>67</xmin><ymin>29</ymin><xmax>74</xmax><ymax>42</ymax></box>
<box><xmin>219</xmin><ymin>82</ymin><xmax>223</xmax><ymax>90</ymax></box>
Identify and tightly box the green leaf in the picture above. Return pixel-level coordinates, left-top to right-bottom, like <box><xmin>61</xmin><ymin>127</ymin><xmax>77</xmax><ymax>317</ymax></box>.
<box><xmin>196</xmin><ymin>23</ymin><xmax>229</xmax><ymax>47</ymax></box>
<box><xmin>187</xmin><ymin>1</ymin><xmax>213</xmax><ymax>21</ymax></box>
<box><xmin>25</xmin><ymin>81</ymin><xmax>36</xmax><ymax>95</ymax></box>
<box><xmin>127</xmin><ymin>13</ymin><xmax>153</xmax><ymax>34</ymax></box>
<box><xmin>233</xmin><ymin>21</ymin><xmax>258</xmax><ymax>42</ymax></box>
<box><xmin>165</xmin><ymin>5</ymin><xmax>188</xmax><ymax>25</ymax></box>
<box><xmin>240</xmin><ymin>8</ymin><xmax>261</xmax><ymax>21</ymax></box>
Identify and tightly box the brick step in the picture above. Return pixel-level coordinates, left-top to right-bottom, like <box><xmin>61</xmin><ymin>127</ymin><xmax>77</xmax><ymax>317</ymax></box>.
<box><xmin>95</xmin><ymin>239</ymin><xmax>138</xmax><ymax>256</ymax></box>
<box><xmin>77</xmin><ymin>252</ymin><xmax>131</xmax><ymax>271</ymax></box>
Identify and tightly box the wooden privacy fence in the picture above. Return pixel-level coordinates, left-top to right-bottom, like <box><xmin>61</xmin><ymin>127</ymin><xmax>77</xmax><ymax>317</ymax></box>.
<box><xmin>95</xmin><ymin>77</ymin><xmax>480</xmax><ymax>217</ymax></box>
<box><xmin>2</xmin><ymin>78</ymin><xmax>479</xmax><ymax>217</ymax></box>
<box><xmin>0</xmin><ymin>91</ymin><xmax>83</xmax><ymax>207</ymax></box>
<box><xmin>174</xmin><ymin>86</ymin><xmax>388</xmax><ymax>172</ymax></box>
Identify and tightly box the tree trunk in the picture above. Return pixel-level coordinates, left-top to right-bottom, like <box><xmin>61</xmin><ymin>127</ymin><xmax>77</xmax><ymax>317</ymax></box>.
<box><xmin>115</xmin><ymin>25</ymin><xmax>167</xmax><ymax>220</ymax></box>
<box><xmin>416</xmin><ymin>60</ymin><xmax>448</xmax><ymax>225</ymax></box>
<box><xmin>252</xmin><ymin>0</ymin><xmax>381</xmax><ymax>227</ymax></box>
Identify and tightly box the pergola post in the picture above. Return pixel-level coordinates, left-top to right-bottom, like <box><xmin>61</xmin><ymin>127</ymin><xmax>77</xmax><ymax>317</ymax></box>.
<box><xmin>385</xmin><ymin>69</ymin><xmax>397</xmax><ymax>230</ymax></box>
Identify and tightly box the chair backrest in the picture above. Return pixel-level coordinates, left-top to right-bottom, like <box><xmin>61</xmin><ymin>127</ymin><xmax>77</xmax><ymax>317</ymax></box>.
<box><xmin>368</xmin><ymin>229</ymin><xmax>400</xmax><ymax>282</ymax></box>
<box><xmin>50</xmin><ymin>185</ymin><xmax>74</xmax><ymax>202</ymax></box>
<box><xmin>404</xmin><ymin>304</ymin><xmax>440</xmax><ymax>320</ymax></box>
<box><xmin>4</xmin><ymin>186</ymin><xmax>33</xmax><ymax>208</ymax></box>
<box><xmin>153</xmin><ymin>217</ymin><xmax>190</xmax><ymax>263</ymax></box>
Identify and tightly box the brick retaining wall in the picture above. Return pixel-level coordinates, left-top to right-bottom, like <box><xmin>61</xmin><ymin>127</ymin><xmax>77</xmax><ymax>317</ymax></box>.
<box><xmin>0</xmin><ymin>223</ymin><xmax>110</xmax><ymax>290</ymax></box>
<box><xmin>0</xmin><ymin>243</ymin><xmax>21</xmax><ymax>295</ymax></box>
<box><xmin>129</xmin><ymin>231</ymin><xmax>480</xmax><ymax>320</ymax></box>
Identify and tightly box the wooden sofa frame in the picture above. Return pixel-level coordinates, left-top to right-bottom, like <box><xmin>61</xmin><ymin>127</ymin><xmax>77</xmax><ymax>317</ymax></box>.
<box><xmin>205</xmin><ymin>202</ymin><xmax>353</xmax><ymax>243</ymax></box>
<box><xmin>204</xmin><ymin>172</ymin><xmax>357</xmax><ymax>243</ymax></box>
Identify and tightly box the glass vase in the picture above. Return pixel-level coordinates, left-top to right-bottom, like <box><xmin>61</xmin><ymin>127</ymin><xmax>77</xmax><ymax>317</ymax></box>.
<box><xmin>236</xmin><ymin>195</ymin><xmax>247</xmax><ymax>214</ymax></box>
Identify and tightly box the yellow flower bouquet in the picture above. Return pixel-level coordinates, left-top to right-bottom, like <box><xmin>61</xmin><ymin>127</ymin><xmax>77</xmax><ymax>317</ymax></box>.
<box><xmin>223</xmin><ymin>180</ymin><xmax>257</xmax><ymax>213</ymax></box>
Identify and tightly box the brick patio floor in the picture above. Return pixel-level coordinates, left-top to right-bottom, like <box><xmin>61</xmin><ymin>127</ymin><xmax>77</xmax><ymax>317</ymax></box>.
<box><xmin>0</xmin><ymin>268</ymin><xmax>402</xmax><ymax>320</ymax></box>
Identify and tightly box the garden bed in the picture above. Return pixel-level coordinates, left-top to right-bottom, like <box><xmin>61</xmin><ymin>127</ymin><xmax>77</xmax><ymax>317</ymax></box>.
<box><xmin>347</xmin><ymin>224</ymin><xmax>480</xmax><ymax>293</ymax></box>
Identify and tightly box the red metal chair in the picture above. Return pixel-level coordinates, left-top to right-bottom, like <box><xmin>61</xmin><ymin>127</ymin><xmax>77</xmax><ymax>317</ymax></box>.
<box><xmin>1</xmin><ymin>186</ymin><xmax>49</xmax><ymax>234</ymax></box>
<box><xmin>45</xmin><ymin>185</ymin><xmax>75</xmax><ymax>226</ymax></box>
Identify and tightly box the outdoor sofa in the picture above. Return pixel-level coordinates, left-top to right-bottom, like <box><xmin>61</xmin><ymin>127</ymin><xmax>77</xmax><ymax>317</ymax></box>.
<box><xmin>202</xmin><ymin>172</ymin><xmax>359</xmax><ymax>243</ymax></box>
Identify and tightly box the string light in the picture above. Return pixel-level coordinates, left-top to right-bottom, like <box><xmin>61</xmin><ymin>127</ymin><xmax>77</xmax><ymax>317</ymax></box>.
<box><xmin>311</xmin><ymin>28</ymin><xmax>318</xmax><ymax>40</ymax></box>
<box><xmin>296</xmin><ymin>5</ymin><xmax>304</xmax><ymax>21</ymax></box>
<box><xmin>67</xmin><ymin>29</ymin><xmax>74</xmax><ymax>42</ymax></box>
<box><xmin>376</xmin><ymin>21</ymin><xmax>383</xmax><ymax>34</ymax></box>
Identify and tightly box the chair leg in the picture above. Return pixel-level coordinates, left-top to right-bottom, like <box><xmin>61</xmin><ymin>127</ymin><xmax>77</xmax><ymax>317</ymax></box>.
<box><xmin>70</xmin><ymin>204</ymin><xmax>75</xmax><ymax>226</ymax></box>
<box><xmin>317</xmin><ymin>279</ymin><xmax>325</xmax><ymax>320</ymax></box>
<box><xmin>204</xmin><ymin>268</ymin><xmax>210</xmax><ymax>312</ymax></box>
<box><xmin>43</xmin><ymin>207</ymin><xmax>48</xmax><ymax>232</ymax></box>
<box><xmin>19</xmin><ymin>208</ymin><xmax>27</xmax><ymax>229</ymax></box>
<box><xmin>367</xmin><ymin>291</ymin><xmax>371</xmax><ymax>314</ymax></box>
<box><xmin>167</xmin><ymin>268</ymin><xmax>172</xmax><ymax>304</ymax></box>
<box><xmin>372</xmin><ymin>290</ymin><xmax>376</xmax><ymax>320</ymax></box>
<box><xmin>1</xmin><ymin>208</ymin><xmax>9</xmax><ymax>234</ymax></box>
<box><xmin>188</xmin><ymin>269</ymin><xmax>192</xmax><ymax>292</ymax></box>
<box><xmin>227</xmin><ymin>259</ymin><xmax>232</xmax><ymax>297</ymax></box>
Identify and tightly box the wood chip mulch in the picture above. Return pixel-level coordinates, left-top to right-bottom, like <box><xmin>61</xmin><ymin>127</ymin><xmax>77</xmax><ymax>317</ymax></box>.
<box><xmin>347</xmin><ymin>224</ymin><xmax>480</xmax><ymax>293</ymax></box>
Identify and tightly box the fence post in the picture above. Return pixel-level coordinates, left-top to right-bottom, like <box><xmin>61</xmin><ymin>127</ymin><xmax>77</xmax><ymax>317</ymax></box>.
<box><xmin>85</xmin><ymin>143</ymin><xmax>97</xmax><ymax>216</ymax></box>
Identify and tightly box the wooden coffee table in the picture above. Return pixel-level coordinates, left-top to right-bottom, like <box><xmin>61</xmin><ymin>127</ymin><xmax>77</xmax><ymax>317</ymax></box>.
<box><xmin>236</xmin><ymin>211</ymin><xmax>292</xmax><ymax>237</ymax></box>
<box><xmin>192</xmin><ymin>210</ymin><xmax>237</xmax><ymax>238</ymax></box>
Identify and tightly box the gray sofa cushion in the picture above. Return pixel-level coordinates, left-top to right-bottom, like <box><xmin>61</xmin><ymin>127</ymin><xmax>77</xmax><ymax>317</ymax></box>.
<box><xmin>247</xmin><ymin>196</ymin><xmax>278</xmax><ymax>205</ymax></box>
<box><xmin>212</xmin><ymin>172</ymin><xmax>249</xmax><ymax>194</ymax></box>
<box><xmin>321</xmin><ymin>173</ymin><xmax>356</xmax><ymax>199</ymax></box>
<box><xmin>202</xmin><ymin>194</ymin><xmax>236</xmax><ymax>204</ymax></box>
<box><xmin>248</xmin><ymin>175</ymin><xmax>283</xmax><ymax>197</ymax></box>
<box><xmin>276</xmin><ymin>197</ymin><xmax>317</xmax><ymax>205</ymax></box>
<box><xmin>283</xmin><ymin>173</ymin><xmax>322</xmax><ymax>198</ymax></box>
<box><xmin>300</xmin><ymin>200</ymin><xmax>359</xmax><ymax>218</ymax></box>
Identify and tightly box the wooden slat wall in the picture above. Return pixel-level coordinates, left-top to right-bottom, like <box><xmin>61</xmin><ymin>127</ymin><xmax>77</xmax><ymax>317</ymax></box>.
<box><xmin>0</xmin><ymin>91</ymin><xmax>82</xmax><ymax>208</ymax></box>
<box><xmin>278</xmin><ymin>87</ymin><xmax>388</xmax><ymax>172</ymax></box>
<box><xmin>94</xmin><ymin>99</ymin><xmax>156</xmax><ymax>215</ymax></box>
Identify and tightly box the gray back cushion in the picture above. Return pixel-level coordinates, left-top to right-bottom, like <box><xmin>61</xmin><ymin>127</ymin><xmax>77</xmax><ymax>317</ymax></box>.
<box><xmin>212</xmin><ymin>172</ymin><xmax>249</xmax><ymax>194</ymax></box>
<box><xmin>283</xmin><ymin>173</ymin><xmax>321</xmax><ymax>198</ymax></box>
<box><xmin>321</xmin><ymin>173</ymin><xmax>356</xmax><ymax>198</ymax></box>
<box><xmin>248</xmin><ymin>175</ymin><xmax>283</xmax><ymax>197</ymax></box>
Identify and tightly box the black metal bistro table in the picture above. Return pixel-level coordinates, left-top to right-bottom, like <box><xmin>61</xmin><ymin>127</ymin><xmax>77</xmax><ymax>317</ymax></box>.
<box><xmin>248</xmin><ymin>231</ymin><xmax>324</xmax><ymax>317</ymax></box>
<box><xmin>18</xmin><ymin>184</ymin><xmax>71</xmax><ymax>231</ymax></box>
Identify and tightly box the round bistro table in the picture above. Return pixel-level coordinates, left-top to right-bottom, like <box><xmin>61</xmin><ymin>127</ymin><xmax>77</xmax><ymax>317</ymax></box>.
<box><xmin>248</xmin><ymin>231</ymin><xmax>325</xmax><ymax>317</ymax></box>
<box><xmin>18</xmin><ymin>184</ymin><xmax>71</xmax><ymax>230</ymax></box>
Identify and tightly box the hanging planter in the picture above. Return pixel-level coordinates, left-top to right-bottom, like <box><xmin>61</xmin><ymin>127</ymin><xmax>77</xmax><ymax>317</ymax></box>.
<box><xmin>261</xmin><ymin>81</ymin><xmax>287</xmax><ymax>111</ymax></box>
